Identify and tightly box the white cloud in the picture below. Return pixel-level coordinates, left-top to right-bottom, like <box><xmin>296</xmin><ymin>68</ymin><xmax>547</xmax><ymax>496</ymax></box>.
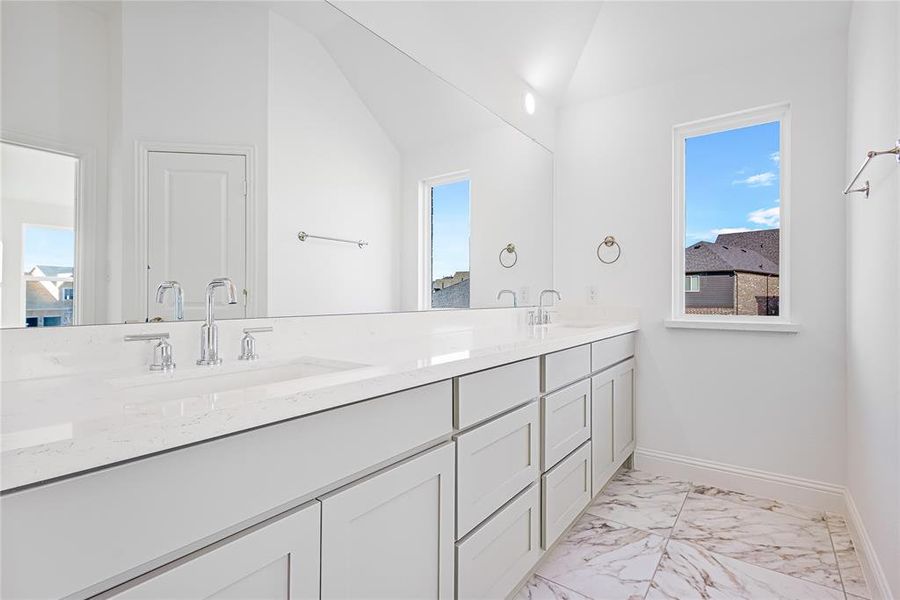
<box><xmin>732</xmin><ymin>171</ymin><xmax>777</xmax><ymax>187</ymax></box>
<box><xmin>711</xmin><ymin>227</ymin><xmax>755</xmax><ymax>236</ymax></box>
<box><xmin>747</xmin><ymin>206</ymin><xmax>780</xmax><ymax>227</ymax></box>
<box><xmin>769</xmin><ymin>151</ymin><xmax>781</xmax><ymax>164</ymax></box>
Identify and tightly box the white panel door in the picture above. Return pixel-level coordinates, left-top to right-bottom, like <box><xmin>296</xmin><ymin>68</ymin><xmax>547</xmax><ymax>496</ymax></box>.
<box><xmin>108</xmin><ymin>502</ymin><xmax>320</xmax><ymax>600</ymax></box>
<box><xmin>147</xmin><ymin>151</ymin><xmax>246</xmax><ymax>321</ymax></box>
<box><xmin>321</xmin><ymin>443</ymin><xmax>455</xmax><ymax>599</ymax></box>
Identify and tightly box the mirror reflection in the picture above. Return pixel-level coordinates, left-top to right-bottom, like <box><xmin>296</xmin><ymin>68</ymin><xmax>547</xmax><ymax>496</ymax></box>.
<box><xmin>0</xmin><ymin>0</ymin><xmax>553</xmax><ymax>329</ymax></box>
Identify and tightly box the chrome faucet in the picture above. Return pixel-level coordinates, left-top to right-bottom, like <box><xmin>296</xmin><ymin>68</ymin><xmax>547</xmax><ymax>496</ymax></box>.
<box><xmin>155</xmin><ymin>281</ymin><xmax>184</xmax><ymax>321</ymax></box>
<box><xmin>537</xmin><ymin>289</ymin><xmax>561</xmax><ymax>325</ymax></box>
<box><xmin>197</xmin><ymin>277</ymin><xmax>238</xmax><ymax>366</ymax></box>
<box><xmin>497</xmin><ymin>289</ymin><xmax>518</xmax><ymax>307</ymax></box>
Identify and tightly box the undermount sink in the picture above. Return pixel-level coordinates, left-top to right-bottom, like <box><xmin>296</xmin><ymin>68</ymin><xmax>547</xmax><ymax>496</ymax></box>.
<box><xmin>109</xmin><ymin>356</ymin><xmax>367</xmax><ymax>398</ymax></box>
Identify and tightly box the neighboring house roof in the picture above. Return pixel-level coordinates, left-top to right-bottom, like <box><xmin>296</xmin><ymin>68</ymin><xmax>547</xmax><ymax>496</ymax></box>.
<box><xmin>685</xmin><ymin>241</ymin><xmax>778</xmax><ymax>275</ymax></box>
<box><xmin>431</xmin><ymin>278</ymin><xmax>470</xmax><ymax>308</ymax></box>
<box><xmin>25</xmin><ymin>280</ymin><xmax>73</xmax><ymax>310</ymax></box>
<box><xmin>714</xmin><ymin>229</ymin><xmax>779</xmax><ymax>265</ymax></box>
<box><xmin>27</xmin><ymin>265</ymin><xmax>75</xmax><ymax>278</ymax></box>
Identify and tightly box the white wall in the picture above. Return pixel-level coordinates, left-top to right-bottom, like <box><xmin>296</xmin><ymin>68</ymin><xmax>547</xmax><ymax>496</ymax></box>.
<box><xmin>0</xmin><ymin>1</ymin><xmax>109</xmax><ymax>325</ymax></box>
<box><xmin>555</xmin><ymin>37</ymin><xmax>849</xmax><ymax>485</ymax></box>
<box><xmin>115</xmin><ymin>1</ymin><xmax>271</xmax><ymax>322</ymax></box>
<box><xmin>845</xmin><ymin>2</ymin><xmax>899</xmax><ymax>596</ymax></box>
<box><xmin>400</xmin><ymin>126</ymin><xmax>553</xmax><ymax>310</ymax></box>
<box><xmin>267</xmin><ymin>12</ymin><xmax>402</xmax><ymax>316</ymax></box>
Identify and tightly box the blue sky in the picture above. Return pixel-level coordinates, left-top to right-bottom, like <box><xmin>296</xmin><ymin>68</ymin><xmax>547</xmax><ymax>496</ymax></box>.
<box><xmin>685</xmin><ymin>121</ymin><xmax>780</xmax><ymax>245</ymax></box>
<box><xmin>22</xmin><ymin>226</ymin><xmax>74</xmax><ymax>272</ymax></box>
<box><xmin>432</xmin><ymin>179</ymin><xmax>470</xmax><ymax>279</ymax></box>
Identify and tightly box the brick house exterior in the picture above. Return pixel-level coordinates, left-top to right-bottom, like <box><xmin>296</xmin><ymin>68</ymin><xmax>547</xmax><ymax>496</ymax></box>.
<box><xmin>685</xmin><ymin>229</ymin><xmax>779</xmax><ymax>316</ymax></box>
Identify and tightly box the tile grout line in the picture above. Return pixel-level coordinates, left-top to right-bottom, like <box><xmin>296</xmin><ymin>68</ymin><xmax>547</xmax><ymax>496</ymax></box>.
<box><xmin>641</xmin><ymin>485</ymin><xmax>692</xmax><ymax>599</ymax></box>
<box><xmin>531</xmin><ymin>574</ymin><xmax>592</xmax><ymax>600</ymax></box>
<box><xmin>824</xmin><ymin>513</ymin><xmax>849</xmax><ymax>599</ymax></box>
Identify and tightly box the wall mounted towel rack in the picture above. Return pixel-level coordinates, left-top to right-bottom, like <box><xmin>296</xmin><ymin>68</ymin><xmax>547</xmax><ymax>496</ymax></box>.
<box><xmin>843</xmin><ymin>138</ymin><xmax>899</xmax><ymax>198</ymax></box>
<box><xmin>297</xmin><ymin>231</ymin><xmax>368</xmax><ymax>248</ymax></box>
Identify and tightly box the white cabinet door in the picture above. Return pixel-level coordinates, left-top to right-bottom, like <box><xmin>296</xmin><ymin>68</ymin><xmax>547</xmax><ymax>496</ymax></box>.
<box><xmin>321</xmin><ymin>443</ymin><xmax>455</xmax><ymax>600</ymax></box>
<box><xmin>108</xmin><ymin>502</ymin><xmax>320</xmax><ymax>600</ymax></box>
<box><xmin>591</xmin><ymin>370</ymin><xmax>615</xmax><ymax>496</ymax></box>
<box><xmin>613</xmin><ymin>359</ymin><xmax>635</xmax><ymax>462</ymax></box>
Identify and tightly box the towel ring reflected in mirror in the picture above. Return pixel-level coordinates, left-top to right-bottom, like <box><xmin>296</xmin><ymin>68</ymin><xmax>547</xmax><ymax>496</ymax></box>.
<box><xmin>597</xmin><ymin>235</ymin><xmax>621</xmax><ymax>264</ymax></box>
<box><xmin>499</xmin><ymin>243</ymin><xmax>518</xmax><ymax>268</ymax></box>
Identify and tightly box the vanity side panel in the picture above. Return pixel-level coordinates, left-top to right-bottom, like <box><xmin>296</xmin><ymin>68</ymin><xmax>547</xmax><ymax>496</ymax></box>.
<box><xmin>0</xmin><ymin>381</ymin><xmax>452</xmax><ymax>600</ymax></box>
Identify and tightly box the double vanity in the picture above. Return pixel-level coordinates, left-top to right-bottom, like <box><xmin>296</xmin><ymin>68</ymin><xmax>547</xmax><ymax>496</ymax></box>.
<box><xmin>0</xmin><ymin>310</ymin><xmax>638</xmax><ymax>599</ymax></box>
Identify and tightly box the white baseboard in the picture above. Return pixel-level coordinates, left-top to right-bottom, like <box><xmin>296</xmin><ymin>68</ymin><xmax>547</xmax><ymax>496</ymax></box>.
<box><xmin>633</xmin><ymin>447</ymin><xmax>846</xmax><ymax>513</ymax></box>
<box><xmin>844</xmin><ymin>489</ymin><xmax>893</xmax><ymax>600</ymax></box>
<box><xmin>634</xmin><ymin>447</ymin><xmax>895</xmax><ymax>599</ymax></box>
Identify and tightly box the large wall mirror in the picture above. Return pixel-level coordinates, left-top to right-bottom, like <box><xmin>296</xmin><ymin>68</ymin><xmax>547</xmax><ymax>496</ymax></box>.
<box><xmin>0</xmin><ymin>0</ymin><xmax>553</xmax><ymax>329</ymax></box>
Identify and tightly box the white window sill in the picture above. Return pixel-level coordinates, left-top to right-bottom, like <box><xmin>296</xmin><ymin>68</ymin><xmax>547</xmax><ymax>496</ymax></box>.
<box><xmin>664</xmin><ymin>319</ymin><xmax>800</xmax><ymax>333</ymax></box>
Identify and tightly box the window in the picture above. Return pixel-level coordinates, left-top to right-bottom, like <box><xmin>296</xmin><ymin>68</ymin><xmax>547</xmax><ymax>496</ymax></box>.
<box><xmin>423</xmin><ymin>175</ymin><xmax>470</xmax><ymax>309</ymax></box>
<box><xmin>672</xmin><ymin>104</ymin><xmax>790</xmax><ymax>326</ymax></box>
<box><xmin>22</xmin><ymin>225</ymin><xmax>76</xmax><ymax>327</ymax></box>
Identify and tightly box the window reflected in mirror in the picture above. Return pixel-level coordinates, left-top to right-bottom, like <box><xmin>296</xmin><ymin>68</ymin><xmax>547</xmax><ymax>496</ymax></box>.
<box><xmin>429</xmin><ymin>178</ymin><xmax>470</xmax><ymax>310</ymax></box>
<box><xmin>1</xmin><ymin>142</ymin><xmax>78</xmax><ymax>328</ymax></box>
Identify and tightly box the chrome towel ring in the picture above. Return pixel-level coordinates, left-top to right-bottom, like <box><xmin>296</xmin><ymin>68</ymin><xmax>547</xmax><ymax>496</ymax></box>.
<box><xmin>597</xmin><ymin>236</ymin><xmax>621</xmax><ymax>264</ymax></box>
<box><xmin>499</xmin><ymin>243</ymin><xmax>518</xmax><ymax>268</ymax></box>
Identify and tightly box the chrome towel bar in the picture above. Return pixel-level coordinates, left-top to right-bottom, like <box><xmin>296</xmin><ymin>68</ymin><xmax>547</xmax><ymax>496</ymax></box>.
<box><xmin>297</xmin><ymin>231</ymin><xmax>368</xmax><ymax>248</ymax></box>
<box><xmin>843</xmin><ymin>138</ymin><xmax>900</xmax><ymax>198</ymax></box>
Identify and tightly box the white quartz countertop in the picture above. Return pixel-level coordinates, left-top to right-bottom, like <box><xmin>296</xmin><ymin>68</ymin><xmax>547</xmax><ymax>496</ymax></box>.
<box><xmin>1</xmin><ymin>317</ymin><xmax>637</xmax><ymax>491</ymax></box>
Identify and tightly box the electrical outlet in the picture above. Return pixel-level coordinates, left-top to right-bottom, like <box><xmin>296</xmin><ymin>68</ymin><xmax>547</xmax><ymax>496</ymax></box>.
<box><xmin>588</xmin><ymin>286</ymin><xmax>599</xmax><ymax>304</ymax></box>
<box><xmin>518</xmin><ymin>286</ymin><xmax>530</xmax><ymax>304</ymax></box>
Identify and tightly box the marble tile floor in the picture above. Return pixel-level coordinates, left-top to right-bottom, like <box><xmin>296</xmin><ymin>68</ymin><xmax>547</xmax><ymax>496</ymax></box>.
<box><xmin>518</xmin><ymin>469</ymin><xmax>870</xmax><ymax>600</ymax></box>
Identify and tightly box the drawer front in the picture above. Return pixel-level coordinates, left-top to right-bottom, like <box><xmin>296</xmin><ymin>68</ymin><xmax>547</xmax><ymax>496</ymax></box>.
<box><xmin>541</xmin><ymin>379</ymin><xmax>591</xmax><ymax>471</ymax></box>
<box><xmin>1</xmin><ymin>381</ymin><xmax>453</xmax><ymax>600</ymax></box>
<box><xmin>456</xmin><ymin>484</ymin><xmax>541</xmax><ymax>600</ymax></box>
<box><xmin>542</xmin><ymin>442</ymin><xmax>592</xmax><ymax>549</ymax></box>
<box><xmin>591</xmin><ymin>372</ymin><xmax>615</xmax><ymax>497</ymax></box>
<box><xmin>591</xmin><ymin>333</ymin><xmax>635</xmax><ymax>373</ymax></box>
<box><xmin>456</xmin><ymin>358</ymin><xmax>540</xmax><ymax>430</ymax></box>
<box><xmin>542</xmin><ymin>344</ymin><xmax>591</xmax><ymax>392</ymax></box>
<box><xmin>456</xmin><ymin>402</ymin><xmax>540</xmax><ymax>538</ymax></box>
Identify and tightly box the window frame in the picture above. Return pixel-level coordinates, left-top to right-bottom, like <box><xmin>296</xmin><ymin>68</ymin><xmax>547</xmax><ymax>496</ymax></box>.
<box><xmin>670</xmin><ymin>102</ymin><xmax>794</xmax><ymax>331</ymax></box>
<box><xmin>685</xmin><ymin>275</ymin><xmax>700</xmax><ymax>293</ymax></box>
<box><xmin>418</xmin><ymin>171</ymin><xmax>471</xmax><ymax>310</ymax></box>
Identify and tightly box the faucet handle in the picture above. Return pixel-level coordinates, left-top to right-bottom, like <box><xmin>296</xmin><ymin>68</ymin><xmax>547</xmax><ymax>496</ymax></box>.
<box><xmin>239</xmin><ymin>326</ymin><xmax>273</xmax><ymax>361</ymax></box>
<box><xmin>125</xmin><ymin>333</ymin><xmax>175</xmax><ymax>372</ymax></box>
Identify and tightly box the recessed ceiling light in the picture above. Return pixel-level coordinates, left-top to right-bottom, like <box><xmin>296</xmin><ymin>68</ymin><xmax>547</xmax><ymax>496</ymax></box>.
<box><xmin>524</xmin><ymin>92</ymin><xmax>536</xmax><ymax>115</ymax></box>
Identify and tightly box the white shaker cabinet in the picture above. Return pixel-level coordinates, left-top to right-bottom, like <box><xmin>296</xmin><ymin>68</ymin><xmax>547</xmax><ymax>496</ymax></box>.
<box><xmin>613</xmin><ymin>359</ymin><xmax>636</xmax><ymax>463</ymax></box>
<box><xmin>320</xmin><ymin>443</ymin><xmax>456</xmax><ymax>600</ymax></box>
<box><xmin>105</xmin><ymin>501</ymin><xmax>321</xmax><ymax>600</ymax></box>
<box><xmin>591</xmin><ymin>358</ymin><xmax>635</xmax><ymax>496</ymax></box>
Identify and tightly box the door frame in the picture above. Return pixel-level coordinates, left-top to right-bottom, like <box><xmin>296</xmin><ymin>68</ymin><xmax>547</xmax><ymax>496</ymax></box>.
<box><xmin>1</xmin><ymin>131</ymin><xmax>93</xmax><ymax>326</ymax></box>
<box><xmin>135</xmin><ymin>141</ymin><xmax>258</xmax><ymax>321</ymax></box>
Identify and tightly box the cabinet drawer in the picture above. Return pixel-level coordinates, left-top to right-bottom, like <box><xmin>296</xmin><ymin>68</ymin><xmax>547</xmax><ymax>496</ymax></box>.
<box><xmin>456</xmin><ymin>358</ymin><xmax>540</xmax><ymax>430</ymax></box>
<box><xmin>542</xmin><ymin>442</ymin><xmax>592</xmax><ymax>549</ymax></box>
<box><xmin>455</xmin><ymin>402</ymin><xmax>540</xmax><ymax>538</ymax></box>
<box><xmin>541</xmin><ymin>379</ymin><xmax>591</xmax><ymax>471</ymax></box>
<box><xmin>591</xmin><ymin>333</ymin><xmax>635</xmax><ymax>373</ymax></box>
<box><xmin>542</xmin><ymin>344</ymin><xmax>591</xmax><ymax>392</ymax></box>
<box><xmin>456</xmin><ymin>484</ymin><xmax>541</xmax><ymax>600</ymax></box>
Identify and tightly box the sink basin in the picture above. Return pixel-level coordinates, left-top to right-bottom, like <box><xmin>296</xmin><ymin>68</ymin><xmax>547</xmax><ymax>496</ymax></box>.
<box><xmin>109</xmin><ymin>356</ymin><xmax>367</xmax><ymax>399</ymax></box>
